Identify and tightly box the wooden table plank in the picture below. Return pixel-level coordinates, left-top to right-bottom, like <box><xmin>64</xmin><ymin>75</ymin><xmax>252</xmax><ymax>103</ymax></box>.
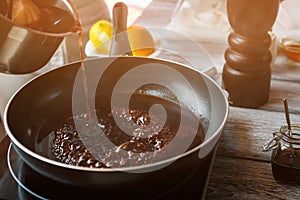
<box><xmin>207</xmin><ymin>156</ymin><xmax>300</xmax><ymax>200</ymax></box>
<box><xmin>217</xmin><ymin>106</ymin><xmax>300</xmax><ymax>162</ymax></box>
<box><xmin>263</xmin><ymin>79</ymin><xmax>300</xmax><ymax>113</ymax></box>
<box><xmin>272</xmin><ymin>49</ymin><xmax>300</xmax><ymax>83</ymax></box>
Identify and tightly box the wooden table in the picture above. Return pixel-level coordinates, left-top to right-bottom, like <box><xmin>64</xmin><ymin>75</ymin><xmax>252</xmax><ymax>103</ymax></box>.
<box><xmin>135</xmin><ymin>0</ymin><xmax>300</xmax><ymax>199</ymax></box>
<box><xmin>1</xmin><ymin>0</ymin><xmax>300</xmax><ymax>199</ymax></box>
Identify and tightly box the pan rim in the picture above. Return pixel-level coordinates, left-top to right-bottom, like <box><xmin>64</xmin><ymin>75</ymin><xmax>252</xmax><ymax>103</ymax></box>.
<box><xmin>4</xmin><ymin>56</ymin><xmax>229</xmax><ymax>173</ymax></box>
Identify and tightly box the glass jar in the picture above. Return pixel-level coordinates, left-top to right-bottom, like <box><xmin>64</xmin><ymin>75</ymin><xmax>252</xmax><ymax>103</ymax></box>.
<box><xmin>279</xmin><ymin>30</ymin><xmax>300</xmax><ymax>62</ymax></box>
<box><xmin>264</xmin><ymin>124</ymin><xmax>300</xmax><ymax>185</ymax></box>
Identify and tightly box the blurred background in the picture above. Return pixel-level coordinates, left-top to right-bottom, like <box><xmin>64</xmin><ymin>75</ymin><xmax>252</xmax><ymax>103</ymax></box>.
<box><xmin>104</xmin><ymin>0</ymin><xmax>152</xmax><ymax>25</ymax></box>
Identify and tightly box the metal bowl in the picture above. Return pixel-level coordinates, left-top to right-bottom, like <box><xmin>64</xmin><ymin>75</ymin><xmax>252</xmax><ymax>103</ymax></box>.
<box><xmin>0</xmin><ymin>0</ymin><xmax>77</xmax><ymax>74</ymax></box>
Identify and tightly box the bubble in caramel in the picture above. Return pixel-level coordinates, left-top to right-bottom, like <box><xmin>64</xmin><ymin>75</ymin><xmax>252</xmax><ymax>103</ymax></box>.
<box><xmin>38</xmin><ymin>94</ymin><xmax>205</xmax><ymax>168</ymax></box>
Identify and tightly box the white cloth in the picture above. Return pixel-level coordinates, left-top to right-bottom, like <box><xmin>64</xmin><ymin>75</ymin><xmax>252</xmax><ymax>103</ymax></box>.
<box><xmin>167</xmin><ymin>0</ymin><xmax>230</xmax><ymax>44</ymax></box>
<box><xmin>273</xmin><ymin>0</ymin><xmax>300</xmax><ymax>38</ymax></box>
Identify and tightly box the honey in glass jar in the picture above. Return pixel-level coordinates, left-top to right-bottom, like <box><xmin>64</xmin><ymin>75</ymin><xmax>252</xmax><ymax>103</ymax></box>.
<box><xmin>264</xmin><ymin>124</ymin><xmax>300</xmax><ymax>185</ymax></box>
<box><xmin>280</xmin><ymin>30</ymin><xmax>300</xmax><ymax>62</ymax></box>
<box><xmin>264</xmin><ymin>99</ymin><xmax>300</xmax><ymax>185</ymax></box>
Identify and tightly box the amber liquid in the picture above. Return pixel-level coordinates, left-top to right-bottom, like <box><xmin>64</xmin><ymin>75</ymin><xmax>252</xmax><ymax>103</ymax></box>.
<box><xmin>11</xmin><ymin>1</ymin><xmax>80</xmax><ymax>33</ymax></box>
<box><xmin>272</xmin><ymin>149</ymin><xmax>300</xmax><ymax>185</ymax></box>
<box><xmin>281</xmin><ymin>39</ymin><xmax>300</xmax><ymax>62</ymax></box>
<box><xmin>37</xmin><ymin>94</ymin><xmax>205</xmax><ymax>168</ymax></box>
<box><xmin>76</xmin><ymin>22</ymin><xmax>93</xmax><ymax>120</ymax></box>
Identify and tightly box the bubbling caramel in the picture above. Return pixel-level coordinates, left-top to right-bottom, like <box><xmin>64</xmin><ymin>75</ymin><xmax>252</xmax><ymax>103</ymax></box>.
<box><xmin>37</xmin><ymin>94</ymin><xmax>205</xmax><ymax>168</ymax></box>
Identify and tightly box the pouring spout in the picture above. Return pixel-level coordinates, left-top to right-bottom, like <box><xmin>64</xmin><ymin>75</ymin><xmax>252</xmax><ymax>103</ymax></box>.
<box><xmin>5</xmin><ymin>0</ymin><xmax>12</xmax><ymax>19</ymax></box>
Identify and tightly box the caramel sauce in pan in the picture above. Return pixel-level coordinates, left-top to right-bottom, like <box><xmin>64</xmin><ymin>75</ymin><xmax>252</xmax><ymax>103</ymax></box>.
<box><xmin>36</xmin><ymin>94</ymin><xmax>205</xmax><ymax>168</ymax></box>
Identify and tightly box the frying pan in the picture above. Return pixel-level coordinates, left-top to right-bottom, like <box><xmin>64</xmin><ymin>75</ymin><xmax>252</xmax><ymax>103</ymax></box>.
<box><xmin>4</xmin><ymin>56</ymin><xmax>228</xmax><ymax>198</ymax></box>
<box><xmin>4</xmin><ymin>2</ymin><xmax>228</xmax><ymax>197</ymax></box>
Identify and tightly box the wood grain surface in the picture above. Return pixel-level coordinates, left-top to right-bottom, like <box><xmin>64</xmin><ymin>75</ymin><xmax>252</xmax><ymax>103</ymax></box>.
<box><xmin>1</xmin><ymin>0</ymin><xmax>299</xmax><ymax>199</ymax></box>
<box><xmin>136</xmin><ymin>1</ymin><xmax>300</xmax><ymax>199</ymax></box>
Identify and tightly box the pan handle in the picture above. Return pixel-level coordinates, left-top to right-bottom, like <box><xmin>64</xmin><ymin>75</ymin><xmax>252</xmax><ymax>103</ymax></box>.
<box><xmin>201</xmin><ymin>66</ymin><xmax>218</xmax><ymax>79</ymax></box>
<box><xmin>201</xmin><ymin>66</ymin><xmax>229</xmax><ymax>99</ymax></box>
<box><xmin>200</xmin><ymin>66</ymin><xmax>221</xmax><ymax>86</ymax></box>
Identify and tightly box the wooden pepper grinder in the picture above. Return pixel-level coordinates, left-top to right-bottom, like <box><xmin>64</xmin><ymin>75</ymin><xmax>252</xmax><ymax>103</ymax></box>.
<box><xmin>222</xmin><ymin>0</ymin><xmax>280</xmax><ymax>108</ymax></box>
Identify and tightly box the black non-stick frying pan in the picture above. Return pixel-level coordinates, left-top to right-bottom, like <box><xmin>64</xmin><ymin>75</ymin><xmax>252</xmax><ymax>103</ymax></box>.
<box><xmin>4</xmin><ymin>56</ymin><xmax>228</xmax><ymax>198</ymax></box>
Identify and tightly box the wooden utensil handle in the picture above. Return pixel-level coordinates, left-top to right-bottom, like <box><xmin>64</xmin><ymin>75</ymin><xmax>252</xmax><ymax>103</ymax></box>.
<box><xmin>110</xmin><ymin>2</ymin><xmax>133</xmax><ymax>56</ymax></box>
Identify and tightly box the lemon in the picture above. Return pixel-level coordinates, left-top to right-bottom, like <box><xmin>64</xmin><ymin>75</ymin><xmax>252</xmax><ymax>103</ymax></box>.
<box><xmin>89</xmin><ymin>21</ymin><xmax>155</xmax><ymax>56</ymax></box>
<box><xmin>127</xmin><ymin>26</ymin><xmax>155</xmax><ymax>56</ymax></box>
<box><xmin>89</xmin><ymin>20</ymin><xmax>112</xmax><ymax>53</ymax></box>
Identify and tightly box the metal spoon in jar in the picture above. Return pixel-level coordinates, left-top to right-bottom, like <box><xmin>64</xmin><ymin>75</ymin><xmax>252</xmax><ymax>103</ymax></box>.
<box><xmin>283</xmin><ymin>98</ymin><xmax>292</xmax><ymax>137</ymax></box>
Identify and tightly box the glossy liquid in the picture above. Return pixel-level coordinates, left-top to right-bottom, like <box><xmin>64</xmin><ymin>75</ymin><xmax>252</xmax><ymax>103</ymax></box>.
<box><xmin>272</xmin><ymin>149</ymin><xmax>300</xmax><ymax>185</ymax></box>
<box><xmin>37</xmin><ymin>94</ymin><xmax>205</xmax><ymax>168</ymax></box>
<box><xmin>11</xmin><ymin>0</ymin><xmax>80</xmax><ymax>33</ymax></box>
<box><xmin>75</xmin><ymin>20</ymin><xmax>93</xmax><ymax>120</ymax></box>
<box><xmin>281</xmin><ymin>39</ymin><xmax>300</xmax><ymax>62</ymax></box>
